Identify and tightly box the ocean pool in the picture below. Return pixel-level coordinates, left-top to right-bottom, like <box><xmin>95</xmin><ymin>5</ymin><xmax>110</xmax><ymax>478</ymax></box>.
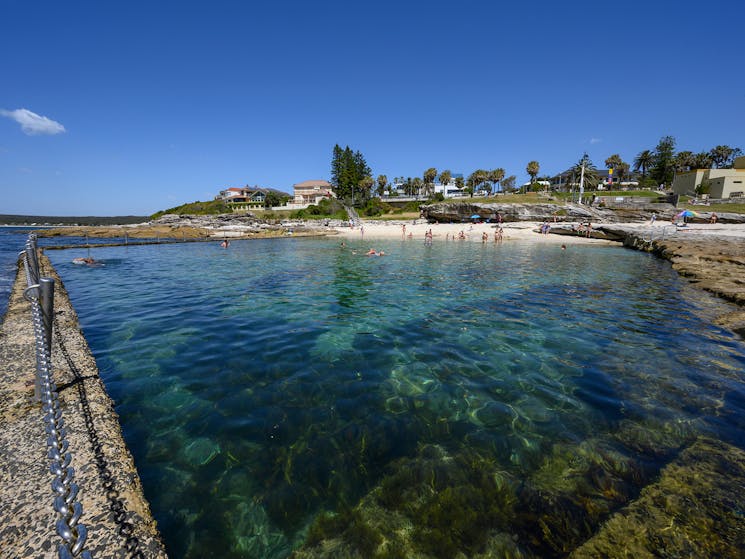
<box><xmin>47</xmin><ymin>237</ymin><xmax>745</xmax><ymax>558</ymax></box>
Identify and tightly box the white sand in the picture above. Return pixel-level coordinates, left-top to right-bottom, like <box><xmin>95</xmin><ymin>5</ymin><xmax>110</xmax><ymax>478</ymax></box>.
<box><xmin>333</xmin><ymin>220</ymin><xmax>607</xmax><ymax>245</ymax></box>
<box><xmin>332</xmin><ymin>220</ymin><xmax>745</xmax><ymax>244</ymax></box>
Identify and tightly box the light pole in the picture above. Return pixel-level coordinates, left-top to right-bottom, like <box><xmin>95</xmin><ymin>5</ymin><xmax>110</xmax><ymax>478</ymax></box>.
<box><xmin>578</xmin><ymin>153</ymin><xmax>587</xmax><ymax>205</ymax></box>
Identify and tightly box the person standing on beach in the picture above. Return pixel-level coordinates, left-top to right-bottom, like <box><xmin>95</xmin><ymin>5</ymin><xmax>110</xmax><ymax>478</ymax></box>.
<box><xmin>402</xmin><ymin>224</ymin><xmax>406</xmax><ymax>238</ymax></box>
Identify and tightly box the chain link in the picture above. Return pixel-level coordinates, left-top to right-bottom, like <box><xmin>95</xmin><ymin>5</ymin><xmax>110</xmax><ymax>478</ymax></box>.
<box><xmin>22</xmin><ymin>235</ymin><xmax>92</xmax><ymax>559</ymax></box>
<box><xmin>54</xmin><ymin>324</ymin><xmax>146</xmax><ymax>559</ymax></box>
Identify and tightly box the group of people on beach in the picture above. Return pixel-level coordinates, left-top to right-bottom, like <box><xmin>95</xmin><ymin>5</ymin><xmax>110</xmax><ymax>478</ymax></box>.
<box><xmin>573</xmin><ymin>222</ymin><xmax>592</xmax><ymax>238</ymax></box>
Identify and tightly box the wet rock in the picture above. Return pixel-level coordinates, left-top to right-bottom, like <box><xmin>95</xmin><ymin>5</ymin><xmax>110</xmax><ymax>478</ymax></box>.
<box><xmin>570</xmin><ymin>438</ymin><xmax>745</xmax><ymax>559</ymax></box>
<box><xmin>623</xmin><ymin>235</ymin><xmax>745</xmax><ymax>337</ymax></box>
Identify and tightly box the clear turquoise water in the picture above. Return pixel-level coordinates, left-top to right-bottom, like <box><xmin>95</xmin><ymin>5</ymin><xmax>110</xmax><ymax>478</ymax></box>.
<box><xmin>47</xmin><ymin>238</ymin><xmax>745</xmax><ymax>558</ymax></box>
<box><xmin>0</xmin><ymin>228</ymin><xmax>176</xmax><ymax>319</ymax></box>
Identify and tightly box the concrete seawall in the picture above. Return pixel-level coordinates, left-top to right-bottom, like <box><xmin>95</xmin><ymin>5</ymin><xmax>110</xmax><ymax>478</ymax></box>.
<box><xmin>0</xmin><ymin>253</ymin><xmax>168</xmax><ymax>558</ymax></box>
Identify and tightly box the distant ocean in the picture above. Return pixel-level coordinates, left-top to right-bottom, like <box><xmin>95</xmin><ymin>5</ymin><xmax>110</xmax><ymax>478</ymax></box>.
<box><xmin>0</xmin><ymin>227</ymin><xmax>40</xmax><ymax>319</ymax></box>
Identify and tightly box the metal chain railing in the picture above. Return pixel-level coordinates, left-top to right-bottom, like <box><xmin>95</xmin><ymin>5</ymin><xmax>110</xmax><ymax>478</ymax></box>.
<box><xmin>21</xmin><ymin>234</ymin><xmax>93</xmax><ymax>559</ymax></box>
<box><xmin>54</xmin><ymin>324</ymin><xmax>146</xmax><ymax>559</ymax></box>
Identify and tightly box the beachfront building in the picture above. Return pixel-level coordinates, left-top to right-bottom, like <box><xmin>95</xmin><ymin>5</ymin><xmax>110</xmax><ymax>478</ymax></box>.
<box><xmin>217</xmin><ymin>187</ymin><xmax>267</xmax><ymax>211</ymax></box>
<box><xmin>293</xmin><ymin>180</ymin><xmax>335</xmax><ymax>205</ymax></box>
<box><xmin>435</xmin><ymin>173</ymin><xmax>466</xmax><ymax>197</ymax></box>
<box><xmin>672</xmin><ymin>156</ymin><xmax>745</xmax><ymax>199</ymax></box>
<box><xmin>386</xmin><ymin>174</ymin><xmax>466</xmax><ymax>198</ymax></box>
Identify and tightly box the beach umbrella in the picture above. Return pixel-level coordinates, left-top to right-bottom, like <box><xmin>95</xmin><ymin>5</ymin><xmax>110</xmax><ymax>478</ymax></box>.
<box><xmin>675</xmin><ymin>210</ymin><xmax>698</xmax><ymax>218</ymax></box>
<box><xmin>470</xmin><ymin>214</ymin><xmax>481</xmax><ymax>219</ymax></box>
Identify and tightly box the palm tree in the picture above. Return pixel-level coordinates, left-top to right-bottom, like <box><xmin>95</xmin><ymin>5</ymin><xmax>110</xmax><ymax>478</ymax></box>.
<box><xmin>571</xmin><ymin>155</ymin><xmax>600</xmax><ymax>192</ymax></box>
<box><xmin>691</xmin><ymin>152</ymin><xmax>713</xmax><ymax>169</ymax></box>
<box><xmin>633</xmin><ymin>150</ymin><xmax>654</xmax><ymax>179</ymax></box>
<box><xmin>709</xmin><ymin>145</ymin><xmax>742</xmax><ymax>168</ymax></box>
<box><xmin>376</xmin><ymin>174</ymin><xmax>388</xmax><ymax>197</ymax></box>
<box><xmin>501</xmin><ymin>175</ymin><xmax>516</xmax><ymax>193</ymax></box>
<box><xmin>358</xmin><ymin>176</ymin><xmax>374</xmax><ymax>203</ymax></box>
<box><xmin>467</xmin><ymin>170</ymin><xmax>487</xmax><ymax>197</ymax></box>
<box><xmin>526</xmin><ymin>161</ymin><xmax>540</xmax><ymax>192</ymax></box>
<box><xmin>455</xmin><ymin>175</ymin><xmax>465</xmax><ymax>193</ymax></box>
<box><xmin>489</xmin><ymin>168</ymin><xmax>505</xmax><ymax>194</ymax></box>
<box><xmin>438</xmin><ymin>170</ymin><xmax>452</xmax><ymax>196</ymax></box>
<box><xmin>472</xmin><ymin>169</ymin><xmax>489</xmax><ymax>195</ymax></box>
<box><xmin>423</xmin><ymin>168</ymin><xmax>438</xmax><ymax>197</ymax></box>
<box><xmin>412</xmin><ymin>177</ymin><xmax>423</xmax><ymax>197</ymax></box>
<box><xmin>673</xmin><ymin>151</ymin><xmax>694</xmax><ymax>173</ymax></box>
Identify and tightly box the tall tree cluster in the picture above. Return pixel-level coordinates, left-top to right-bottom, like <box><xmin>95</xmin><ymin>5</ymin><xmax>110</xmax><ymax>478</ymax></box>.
<box><xmin>633</xmin><ymin>138</ymin><xmax>742</xmax><ymax>187</ymax></box>
<box><xmin>330</xmin><ymin>144</ymin><xmax>372</xmax><ymax>203</ymax></box>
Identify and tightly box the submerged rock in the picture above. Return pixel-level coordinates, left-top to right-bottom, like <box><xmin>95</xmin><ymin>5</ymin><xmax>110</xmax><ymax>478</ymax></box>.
<box><xmin>183</xmin><ymin>437</ymin><xmax>221</xmax><ymax>466</ymax></box>
<box><xmin>570</xmin><ymin>437</ymin><xmax>745</xmax><ymax>558</ymax></box>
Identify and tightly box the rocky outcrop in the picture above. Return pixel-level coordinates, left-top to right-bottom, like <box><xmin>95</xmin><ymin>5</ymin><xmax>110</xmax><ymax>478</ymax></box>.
<box><xmin>36</xmin><ymin>214</ymin><xmax>336</xmax><ymax>240</ymax></box>
<box><xmin>621</xmin><ymin>234</ymin><xmax>745</xmax><ymax>336</ymax></box>
<box><xmin>420</xmin><ymin>202</ymin><xmax>670</xmax><ymax>223</ymax></box>
<box><xmin>420</xmin><ymin>201</ymin><xmax>745</xmax><ymax>225</ymax></box>
<box><xmin>151</xmin><ymin>212</ymin><xmax>260</xmax><ymax>228</ymax></box>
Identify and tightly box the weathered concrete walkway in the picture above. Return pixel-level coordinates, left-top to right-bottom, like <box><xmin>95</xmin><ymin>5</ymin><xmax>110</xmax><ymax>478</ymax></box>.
<box><xmin>0</xmin><ymin>254</ymin><xmax>168</xmax><ymax>558</ymax></box>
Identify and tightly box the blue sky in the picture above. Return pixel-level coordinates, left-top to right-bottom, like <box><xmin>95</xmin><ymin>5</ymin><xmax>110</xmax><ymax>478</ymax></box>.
<box><xmin>2</xmin><ymin>0</ymin><xmax>743</xmax><ymax>216</ymax></box>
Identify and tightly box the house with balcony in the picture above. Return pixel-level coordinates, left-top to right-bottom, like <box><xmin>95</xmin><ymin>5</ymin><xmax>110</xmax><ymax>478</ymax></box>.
<box><xmin>217</xmin><ymin>187</ymin><xmax>267</xmax><ymax>211</ymax></box>
<box><xmin>293</xmin><ymin>180</ymin><xmax>335</xmax><ymax>205</ymax></box>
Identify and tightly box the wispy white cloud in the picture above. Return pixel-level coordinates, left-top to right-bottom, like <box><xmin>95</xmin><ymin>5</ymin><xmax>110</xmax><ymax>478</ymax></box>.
<box><xmin>589</xmin><ymin>137</ymin><xmax>602</xmax><ymax>145</ymax></box>
<box><xmin>0</xmin><ymin>108</ymin><xmax>66</xmax><ymax>136</ymax></box>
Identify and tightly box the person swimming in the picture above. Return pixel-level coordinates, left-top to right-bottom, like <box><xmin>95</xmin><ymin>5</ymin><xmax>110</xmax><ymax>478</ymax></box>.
<box><xmin>73</xmin><ymin>257</ymin><xmax>102</xmax><ymax>266</ymax></box>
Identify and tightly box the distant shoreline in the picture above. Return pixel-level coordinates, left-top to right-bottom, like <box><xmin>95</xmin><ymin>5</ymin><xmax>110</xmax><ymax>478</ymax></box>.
<box><xmin>0</xmin><ymin>215</ymin><xmax>149</xmax><ymax>226</ymax></box>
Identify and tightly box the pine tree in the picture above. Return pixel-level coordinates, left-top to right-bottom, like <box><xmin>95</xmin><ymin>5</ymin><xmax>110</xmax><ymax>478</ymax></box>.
<box><xmin>329</xmin><ymin>145</ymin><xmax>373</xmax><ymax>203</ymax></box>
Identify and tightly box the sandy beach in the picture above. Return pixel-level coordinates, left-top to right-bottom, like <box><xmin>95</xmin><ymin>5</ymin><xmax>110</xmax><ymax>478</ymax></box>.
<box><xmin>332</xmin><ymin>220</ymin><xmax>745</xmax><ymax>245</ymax></box>
<box><xmin>332</xmin><ymin>220</ymin><xmax>600</xmax><ymax>244</ymax></box>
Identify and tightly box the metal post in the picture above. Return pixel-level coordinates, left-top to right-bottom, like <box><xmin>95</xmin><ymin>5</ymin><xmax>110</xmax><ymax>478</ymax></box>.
<box><xmin>39</xmin><ymin>277</ymin><xmax>55</xmax><ymax>356</ymax></box>
<box><xmin>26</xmin><ymin>245</ymin><xmax>40</xmax><ymax>285</ymax></box>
